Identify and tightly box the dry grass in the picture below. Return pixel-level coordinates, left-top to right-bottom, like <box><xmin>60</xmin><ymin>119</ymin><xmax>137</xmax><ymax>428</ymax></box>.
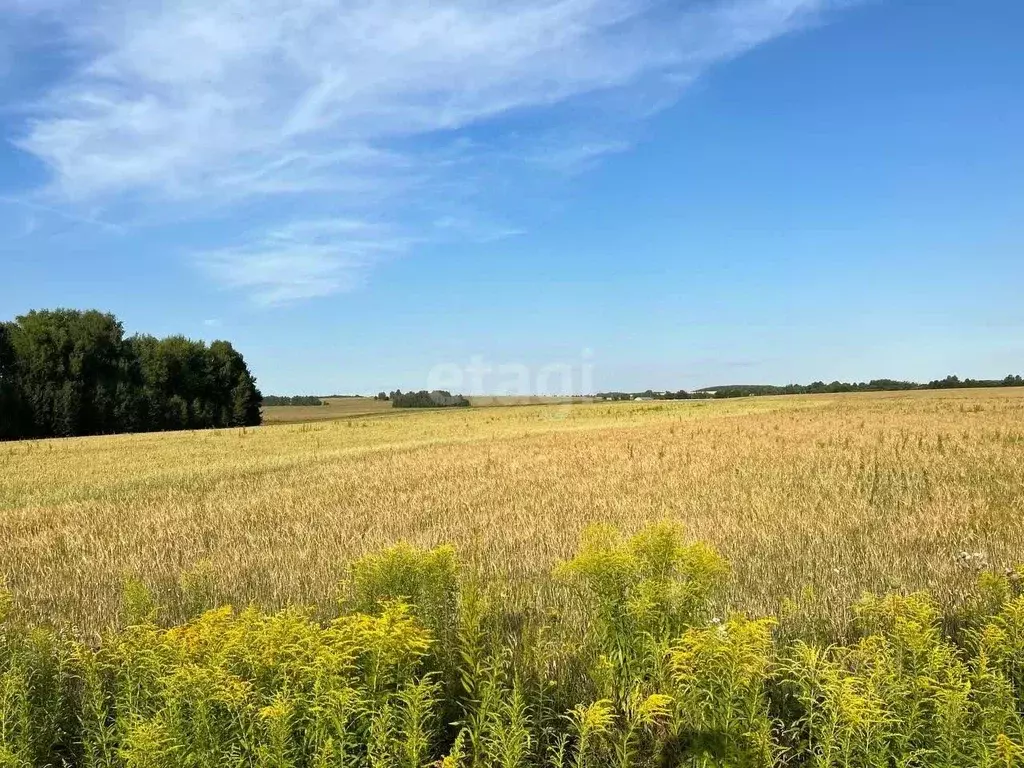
<box><xmin>2</xmin><ymin>388</ymin><xmax>1023</xmax><ymax>635</ymax></box>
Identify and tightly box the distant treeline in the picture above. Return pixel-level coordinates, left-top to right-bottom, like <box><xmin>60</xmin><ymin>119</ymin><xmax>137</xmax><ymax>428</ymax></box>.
<box><xmin>262</xmin><ymin>395</ymin><xmax>325</xmax><ymax>407</ymax></box>
<box><xmin>388</xmin><ymin>389</ymin><xmax>471</xmax><ymax>408</ymax></box>
<box><xmin>596</xmin><ymin>389</ymin><xmax>712</xmax><ymax>401</ymax></box>
<box><xmin>0</xmin><ymin>309</ymin><xmax>262</xmax><ymax>441</ymax></box>
<box><xmin>702</xmin><ymin>374</ymin><xmax>1024</xmax><ymax>399</ymax></box>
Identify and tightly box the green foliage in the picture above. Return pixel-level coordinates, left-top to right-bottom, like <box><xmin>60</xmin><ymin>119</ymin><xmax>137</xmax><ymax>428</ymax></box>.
<box><xmin>0</xmin><ymin>323</ymin><xmax>23</xmax><ymax>442</ymax></box>
<box><xmin>0</xmin><ymin>619</ymin><xmax>77</xmax><ymax>768</ymax></box>
<box><xmin>347</xmin><ymin>543</ymin><xmax>460</xmax><ymax>671</ymax></box>
<box><xmin>119</xmin><ymin>579</ymin><xmax>158</xmax><ymax>627</ymax></box>
<box><xmin>778</xmin><ymin>585</ymin><xmax>1024</xmax><ymax>767</ymax></box>
<box><xmin>177</xmin><ymin>560</ymin><xmax>219</xmax><ymax>621</ymax></box>
<box><xmin>567</xmin><ymin>699</ymin><xmax>614</xmax><ymax>768</ymax></box>
<box><xmin>707</xmin><ymin>374</ymin><xmax>1024</xmax><ymax>399</ymax></box>
<box><xmin>71</xmin><ymin>601</ymin><xmax>436</xmax><ymax>768</ymax></box>
<box><xmin>1</xmin><ymin>525</ymin><xmax>1024</xmax><ymax>766</ymax></box>
<box><xmin>669</xmin><ymin>616</ymin><xmax>777</xmax><ymax>765</ymax></box>
<box><xmin>389</xmin><ymin>389</ymin><xmax>471</xmax><ymax>408</ymax></box>
<box><xmin>0</xmin><ymin>309</ymin><xmax>261</xmax><ymax>441</ymax></box>
<box><xmin>611</xmin><ymin>690</ymin><xmax>672</xmax><ymax>768</ymax></box>
<box><xmin>261</xmin><ymin>396</ymin><xmax>324</xmax><ymax>407</ymax></box>
<box><xmin>0</xmin><ymin>587</ymin><xmax>11</xmax><ymax>628</ymax></box>
<box><xmin>557</xmin><ymin>522</ymin><xmax>728</xmax><ymax>703</ymax></box>
<box><xmin>347</xmin><ymin>542</ymin><xmax>465</xmax><ymax>737</ymax></box>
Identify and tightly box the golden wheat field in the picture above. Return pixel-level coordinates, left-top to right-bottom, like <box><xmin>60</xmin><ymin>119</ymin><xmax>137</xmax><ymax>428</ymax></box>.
<box><xmin>1</xmin><ymin>387</ymin><xmax>1023</xmax><ymax>635</ymax></box>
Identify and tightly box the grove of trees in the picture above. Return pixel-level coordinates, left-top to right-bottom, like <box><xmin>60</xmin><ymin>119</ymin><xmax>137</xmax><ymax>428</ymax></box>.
<box><xmin>0</xmin><ymin>309</ymin><xmax>262</xmax><ymax>441</ymax></box>
<box><xmin>389</xmin><ymin>389</ymin><xmax>471</xmax><ymax>408</ymax></box>
<box><xmin>596</xmin><ymin>389</ymin><xmax>692</xmax><ymax>401</ymax></box>
<box><xmin>262</xmin><ymin>395</ymin><xmax>324</xmax><ymax>407</ymax></box>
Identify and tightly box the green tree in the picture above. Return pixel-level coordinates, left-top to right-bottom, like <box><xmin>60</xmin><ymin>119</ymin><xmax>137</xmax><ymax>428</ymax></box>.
<box><xmin>0</xmin><ymin>322</ymin><xmax>27</xmax><ymax>439</ymax></box>
<box><xmin>0</xmin><ymin>310</ymin><xmax>262</xmax><ymax>440</ymax></box>
<box><xmin>5</xmin><ymin>310</ymin><xmax>127</xmax><ymax>437</ymax></box>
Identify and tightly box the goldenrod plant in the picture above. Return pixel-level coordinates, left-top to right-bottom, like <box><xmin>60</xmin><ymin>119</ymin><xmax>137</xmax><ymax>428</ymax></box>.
<box><xmin>1</xmin><ymin>524</ymin><xmax>1024</xmax><ymax>766</ymax></box>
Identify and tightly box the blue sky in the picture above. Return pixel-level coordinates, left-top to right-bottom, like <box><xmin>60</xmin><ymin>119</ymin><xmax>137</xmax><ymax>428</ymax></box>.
<box><xmin>1</xmin><ymin>0</ymin><xmax>1022</xmax><ymax>395</ymax></box>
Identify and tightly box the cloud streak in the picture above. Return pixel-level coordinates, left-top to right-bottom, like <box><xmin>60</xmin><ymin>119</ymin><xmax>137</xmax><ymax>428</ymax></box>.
<box><xmin>196</xmin><ymin>218</ymin><xmax>415</xmax><ymax>305</ymax></box>
<box><xmin>9</xmin><ymin>0</ymin><xmax>852</xmax><ymax>303</ymax></box>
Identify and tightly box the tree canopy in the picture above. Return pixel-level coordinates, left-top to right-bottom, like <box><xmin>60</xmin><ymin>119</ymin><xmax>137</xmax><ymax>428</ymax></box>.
<box><xmin>701</xmin><ymin>375</ymin><xmax>1024</xmax><ymax>399</ymax></box>
<box><xmin>389</xmin><ymin>389</ymin><xmax>471</xmax><ymax>408</ymax></box>
<box><xmin>262</xmin><ymin>395</ymin><xmax>324</xmax><ymax>407</ymax></box>
<box><xmin>0</xmin><ymin>309</ymin><xmax>261</xmax><ymax>441</ymax></box>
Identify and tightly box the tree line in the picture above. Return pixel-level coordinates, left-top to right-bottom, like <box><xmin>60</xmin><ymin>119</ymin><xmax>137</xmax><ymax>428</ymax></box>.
<box><xmin>388</xmin><ymin>389</ymin><xmax>471</xmax><ymax>408</ymax></box>
<box><xmin>596</xmin><ymin>389</ymin><xmax>698</xmax><ymax>401</ymax></box>
<box><xmin>702</xmin><ymin>374</ymin><xmax>1024</xmax><ymax>399</ymax></box>
<box><xmin>0</xmin><ymin>309</ymin><xmax>262</xmax><ymax>441</ymax></box>
<box><xmin>262</xmin><ymin>395</ymin><xmax>324</xmax><ymax>407</ymax></box>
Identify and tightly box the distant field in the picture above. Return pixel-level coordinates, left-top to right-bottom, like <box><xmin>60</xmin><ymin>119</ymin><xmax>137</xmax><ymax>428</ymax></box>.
<box><xmin>2</xmin><ymin>387</ymin><xmax>1023</xmax><ymax>635</ymax></box>
<box><xmin>263</xmin><ymin>394</ymin><xmax>596</xmax><ymax>423</ymax></box>
<box><xmin>261</xmin><ymin>395</ymin><xmax>393</xmax><ymax>422</ymax></box>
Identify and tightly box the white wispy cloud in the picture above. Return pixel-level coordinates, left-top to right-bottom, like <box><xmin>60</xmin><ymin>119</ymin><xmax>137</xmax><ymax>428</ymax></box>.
<box><xmin>9</xmin><ymin>0</ymin><xmax>853</xmax><ymax>303</ymax></box>
<box><xmin>432</xmin><ymin>215</ymin><xmax>526</xmax><ymax>243</ymax></box>
<box><xmin>196</xmin><ymin>218</ymin><xmax>414</xmax><ymax>306</ymax></box>
<box><xmin>526</xmin><ymin>137</ymin><xmax>635</xmax><ymax>174</ymax></box>
<box><xmin>0</xmin><ymin>194</ymin><xmax>126</xmax><ymax>234</ymax></box>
